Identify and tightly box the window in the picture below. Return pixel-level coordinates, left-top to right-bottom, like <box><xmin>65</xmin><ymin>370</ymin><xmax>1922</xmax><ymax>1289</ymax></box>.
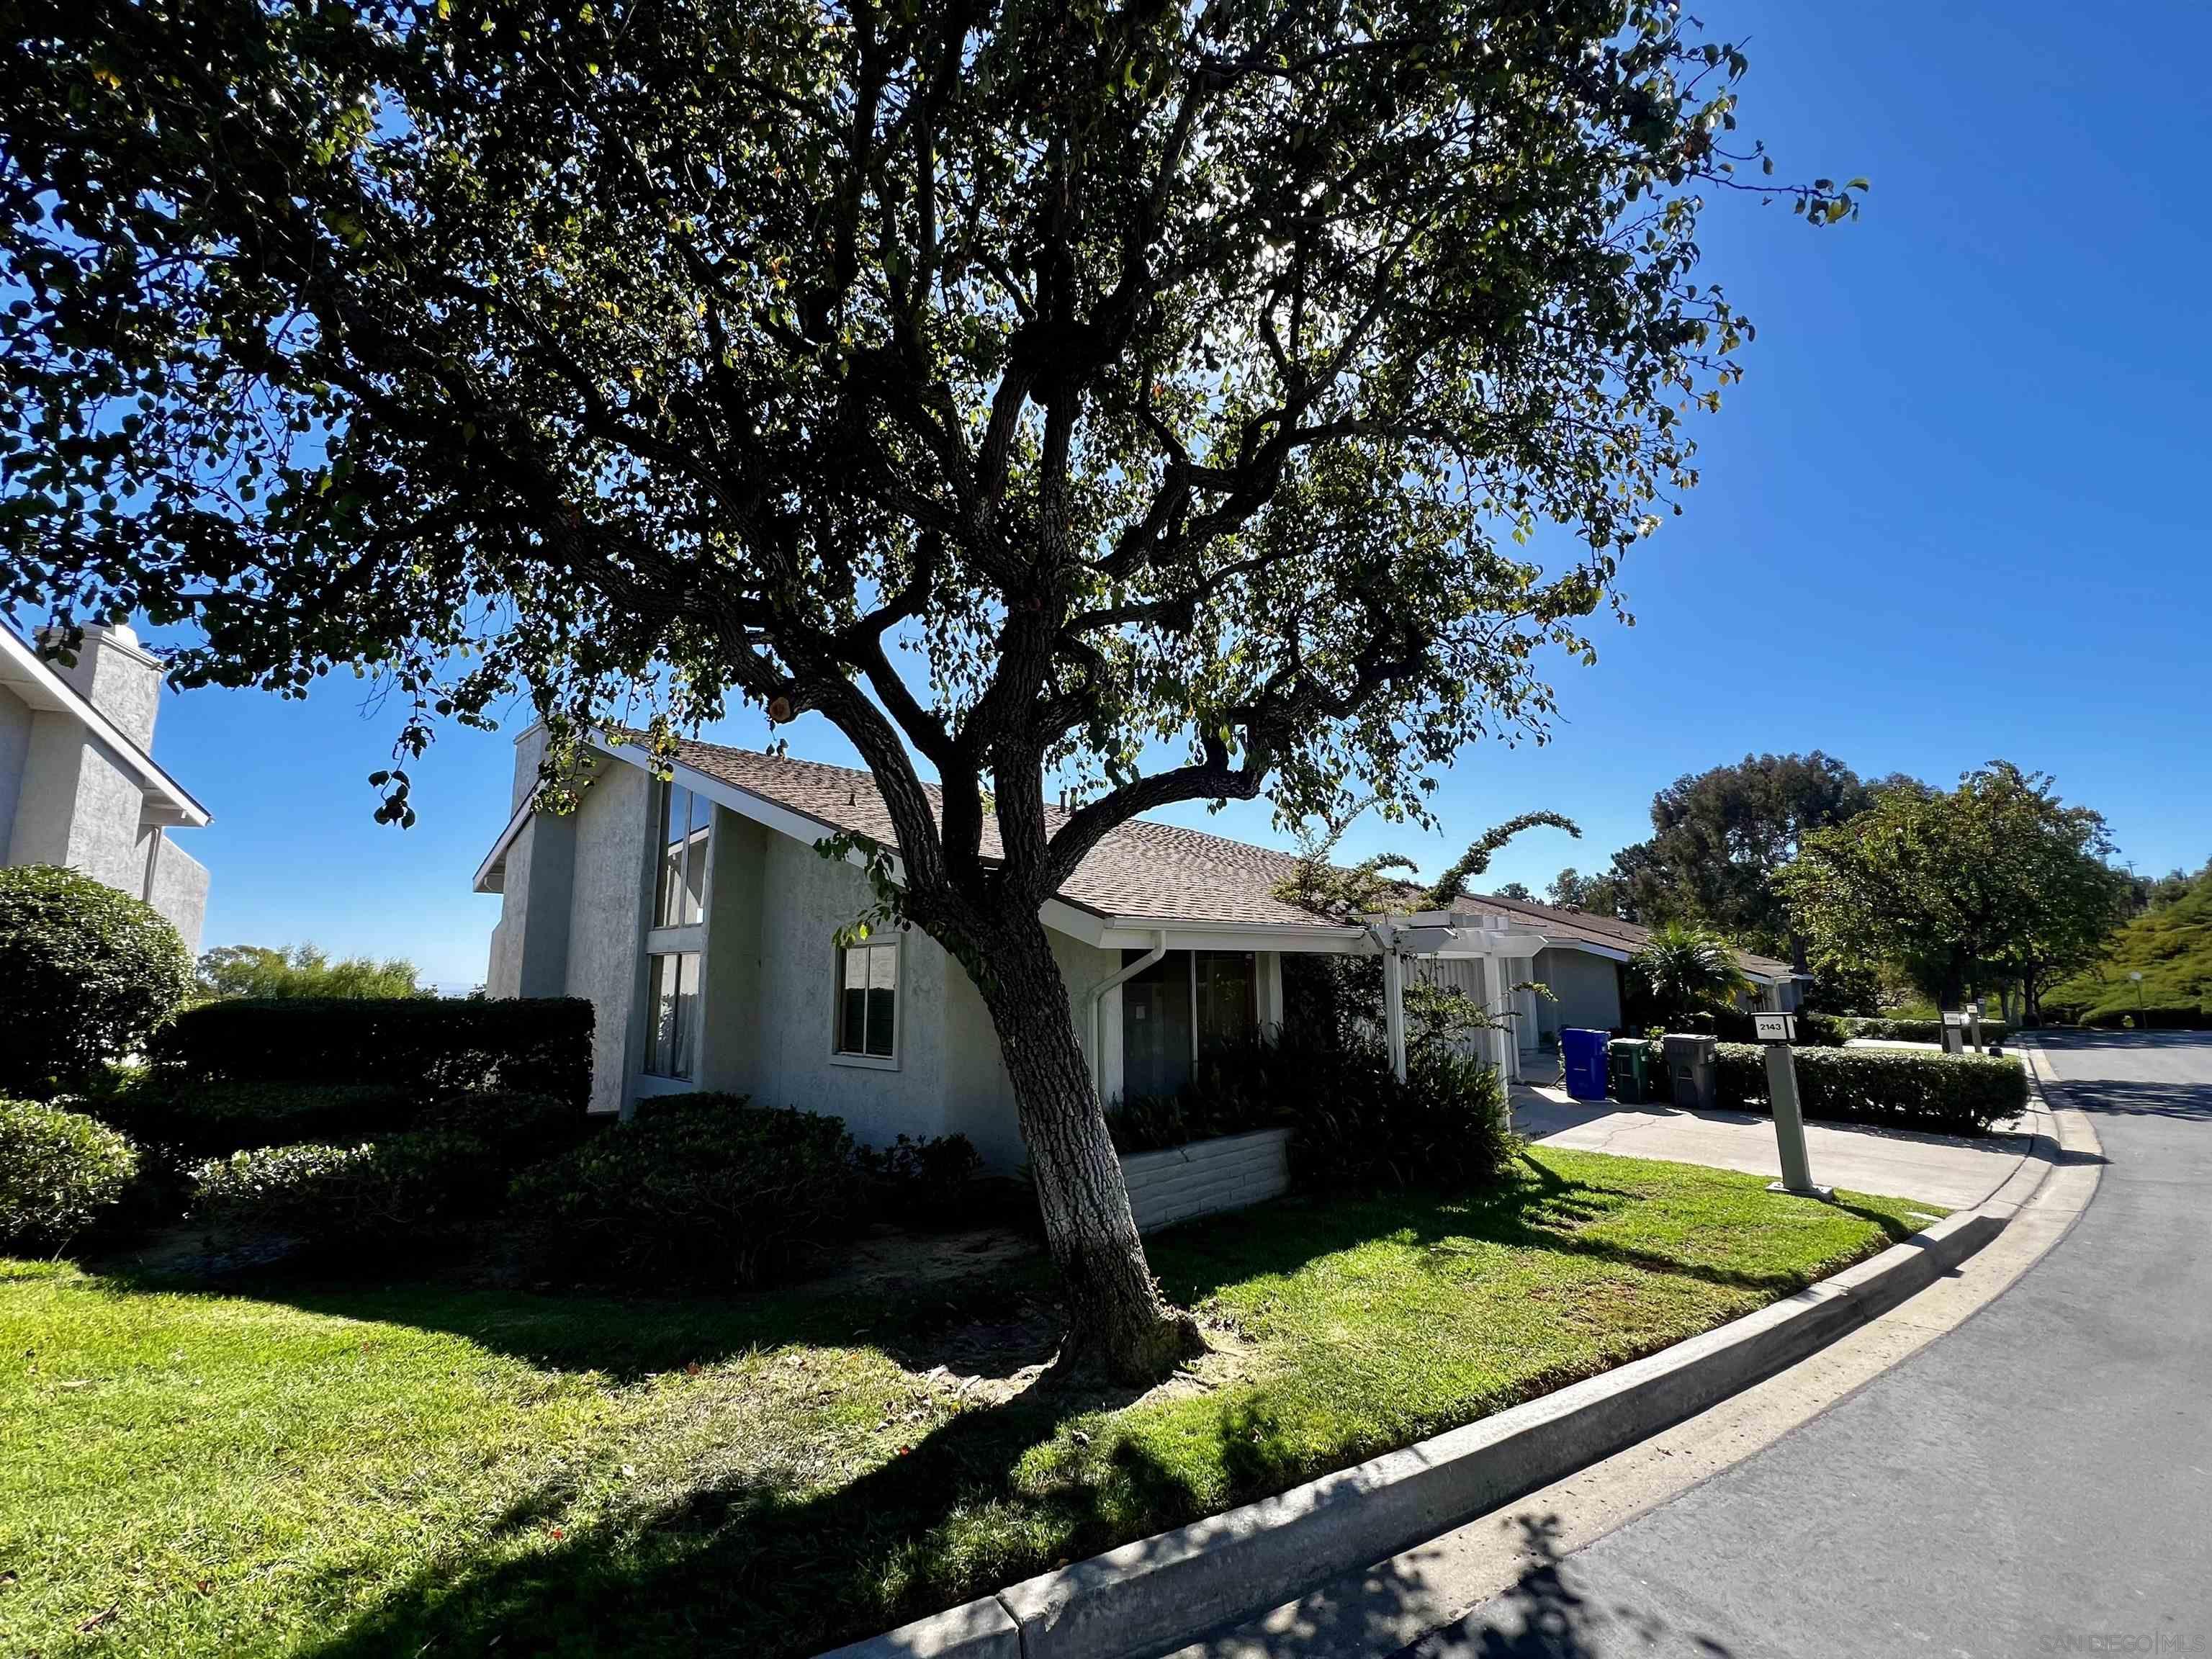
<box><xmin>655</xmin><ymin>781</ymin><xmax>709</xmax><ymax>928</ymax></box>
<box><xmin>834</xmin><ymin>938</ymin><xmax>899</xmax><ymax>1061</ymax></box>
<box><xmin>644</xmin><ymin>950</ymin><xmax>699</xmax><ymax>1079</ymax></box>
<box><xmin>1120</xmin><ymin>949</ymin><xmax>1257</xmax><ymax>1098</ymax></box>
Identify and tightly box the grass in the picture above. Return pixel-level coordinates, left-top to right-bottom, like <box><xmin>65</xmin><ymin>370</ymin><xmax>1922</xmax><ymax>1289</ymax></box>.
<box><xmin>2046</xmin><ymin>869</ymin><xmax>2212</xmax><ymax>1021</ymax></box>
<box><xmin>0</xmin><ymin>1148</ymin><xmax>1939</xmax><ymax>1659</ymax></box>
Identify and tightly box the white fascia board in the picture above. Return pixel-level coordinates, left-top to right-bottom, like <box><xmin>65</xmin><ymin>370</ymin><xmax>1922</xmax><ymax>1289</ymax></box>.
<box><xmin>0</xmin><ymin>626</ymin><xmax>211</xmax><ymax>827</ymax></box>
<box><xmin>1533</xmin><ymin>936</ymin><xmax>1635</xmax><ymax>964</ymax></box>
<box><xmin>471</xmin><ymin>798</ymin><xmax>535</xmax><ymax>894</ymax></box>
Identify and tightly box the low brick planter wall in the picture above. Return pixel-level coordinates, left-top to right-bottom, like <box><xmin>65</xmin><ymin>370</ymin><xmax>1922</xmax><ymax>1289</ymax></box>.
<box><xmin>1119</xmin><ymin>1128</ymin><xmax>1292</xmax><ymax>1233</ymax></box>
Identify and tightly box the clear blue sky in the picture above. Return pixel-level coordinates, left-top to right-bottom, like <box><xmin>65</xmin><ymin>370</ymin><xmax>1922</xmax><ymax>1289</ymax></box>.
<box><xmin>95</xmin><ymin>0</ymin><xmax>2212</xmax><ymax>988</ymax></box>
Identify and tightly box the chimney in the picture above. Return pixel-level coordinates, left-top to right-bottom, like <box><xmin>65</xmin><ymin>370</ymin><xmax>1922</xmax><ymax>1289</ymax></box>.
<box><xmin>39</xmin><ymin>623</ymin><xmax>163</xmax><ymax>752</ymax></box>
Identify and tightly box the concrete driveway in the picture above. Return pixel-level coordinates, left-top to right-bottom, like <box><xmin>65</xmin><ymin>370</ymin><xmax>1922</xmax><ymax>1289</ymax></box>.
<box><xmin>1509</xmin><ymin>1084</ymin><xmax>2034</xmax><ymax>1210</ymax></box>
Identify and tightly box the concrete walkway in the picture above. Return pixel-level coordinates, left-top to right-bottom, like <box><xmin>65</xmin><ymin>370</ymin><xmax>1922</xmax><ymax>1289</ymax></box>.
<box><xmin>1509</xmin><ymin>1084</ymin><xmax>2033</xmax><ymax>1210</ymax></box>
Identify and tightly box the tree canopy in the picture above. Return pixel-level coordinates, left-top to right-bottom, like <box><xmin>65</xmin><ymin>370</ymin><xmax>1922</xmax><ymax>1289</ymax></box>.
<box><xmin>197</xmin><ymin>943</ymin><xmax>424</xmax><ymax>1000</ymax></box>
<box><xmin>1779</xmin><ymin>763</ymin><xmax>2129</xmax><ymax>1018</ymax></box>
<box><xmin>1</xmin><ymin>0</ymin><xmax>1856</xmax><ymax>1378</ymax></box>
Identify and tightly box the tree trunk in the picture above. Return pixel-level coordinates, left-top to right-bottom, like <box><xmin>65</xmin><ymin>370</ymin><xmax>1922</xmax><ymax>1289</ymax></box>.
<box><xmin>964</xmin><ymin>914</ymin><xmax>1203</xmax><ymax>1384</ymax></box>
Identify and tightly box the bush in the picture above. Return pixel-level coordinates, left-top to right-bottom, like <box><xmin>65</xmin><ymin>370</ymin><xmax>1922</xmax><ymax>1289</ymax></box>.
<box><xmin>0</xmin><ymin>866</ymin><xmax>194</xmax><ymax>1098</ymax></box>
<box><xmin>1108</xmin><ymin>1038</ymin><xmax>1512</xmax><ymax>1195</ymax></box>
<box><xmin>91</xmin><ymin>1079</ymin><xmax>421</xmax><ymax>1157</ymax></box>
<box><xmin>0</xmin><ymin>1099</ymin><xmax>140</xmax><ymax>1249</ymax></box>
<box><xmin>1834</xmin><ymin>1015</ymin><xmax>2010</xmax><ymax>1047</ymax></box>
<box><xmin>508</xmin><ymin>1094</ymin><xmax>862</xmax><ymax>1288</ymax></box>
<box><xmin>190</xmin><ymin>1091</ymin><xmax>583</xmax><ymax>1252</ymax></box>
<box><xmin>148</xmin><ymin>996</ymin><xmax>593</xmax><ymax>1105</ymax></box>
<box><xmin>1711</xmin><ymin>1043</ymin><xmax>2027</xmax><ymax>1136</ymax></box>
<box><xmin>857</xmin><ymin>1133</ymin><xmax>984</xmax><ymax>1229</ymax></box>
<box><xmin>2071</xmin><ymin>1004</ymin><xmax>2207</xmax><ymax>1030</ymax></box>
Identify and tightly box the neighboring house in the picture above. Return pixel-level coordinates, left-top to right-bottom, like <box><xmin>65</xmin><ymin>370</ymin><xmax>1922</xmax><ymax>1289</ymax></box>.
<box><xmin>0</xmin><ymin>623</ymin><xmax>211</xmax><ymax>953</ymax></box>
<box><xmin>476</xmin><ymin>729</ymin><xmax>1806</xmax><ymax>1159</ymax></box>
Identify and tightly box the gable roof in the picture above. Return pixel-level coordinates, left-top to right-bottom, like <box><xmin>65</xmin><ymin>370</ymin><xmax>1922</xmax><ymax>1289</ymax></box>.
<box><xmin>657</xmin><ymin>737</ymin><xmax>1329</xmax><ymax>929</ymax></box>
<box><xmin>0</xmin><ymin>624</ymin><xmax>210</xmax><ymax>828</ymax></box>
<box><xmin>541</xmin><ymin>734</ymin><xmax>1797</xmax><ymax>981</ymax></box>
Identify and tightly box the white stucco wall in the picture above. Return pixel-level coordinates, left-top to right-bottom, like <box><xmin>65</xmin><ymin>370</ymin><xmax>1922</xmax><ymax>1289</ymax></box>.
<box><xmin>564</xmin><ymin>759</ymin><xmax>653</xmax><ymax>1115</ymax></box>
<box><xmin>737</xmin><ymin>831</ymin><xmax>953</xmax><ymax>1150</ymax></box>
<box><xmin>145</xmin><ymin>833</ymin><xmax>207</xmax><ymax>955</ymax></box>
<box><xmin>0</xmin><ymin>689</ymin><xmax>28</xmax><ymax>860</ymax></box>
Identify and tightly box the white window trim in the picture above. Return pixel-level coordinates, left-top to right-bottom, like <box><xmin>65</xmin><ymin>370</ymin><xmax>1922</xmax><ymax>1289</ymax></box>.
<box><xmin>633</xmin><ymin>778</ymin><xmax>715</xmax><ymax>1095</ymax></box>
<box><xmin>829</xmin><ymin>931</ymin><xmax>902</xmax><ymax>1071</ymax></box>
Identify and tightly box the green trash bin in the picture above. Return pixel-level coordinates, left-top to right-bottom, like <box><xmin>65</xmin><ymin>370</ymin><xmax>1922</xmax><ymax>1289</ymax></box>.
<box><xmin>1607</xmin><ymin>1038</ymin><xmax>1650</xmax><ymax>1104</ymax></box>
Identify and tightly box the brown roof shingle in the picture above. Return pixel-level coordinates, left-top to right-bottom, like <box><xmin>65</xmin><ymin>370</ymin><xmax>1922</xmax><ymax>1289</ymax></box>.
<box><xmin>636</xmin><ymin>734</ymin><xmax>1801</xmax><ymax>976</ymax></box>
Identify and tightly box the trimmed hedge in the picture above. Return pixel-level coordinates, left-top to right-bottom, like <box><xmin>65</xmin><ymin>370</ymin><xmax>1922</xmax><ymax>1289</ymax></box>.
<box><xmin>1107</xmin><ymin>1038</ymin><xmax>1512</xmax><ymax>1195</ymax></box>
<box><xmin>2055</xmin><ymin>1004</ymin><xmax>2209</xmax><ymax>1030</ymax></box>
<box><xmin>149</xmin><ymin>997</ymin><xmax>593</xmax><ymax>1105</ymax></box>
<box><xmin>509</xmin><ymin>1094</ymin><xmax>863</xmax><ymax>1288</ymax></box>
<box><xmin>1835</xmin><ymin>1015</ymin><xmax>2010</xmax><ymax>1047</ymax></box>
<box><xmin>856</xmin><ymin>1133</ymin><xmax>986</xmax><ymax>1230</ymax></box>
<box><xmin>0</xmin><ymin>866</ymin><xmax>194</xmax><ymax>1099</ymax></box>
<box><xmin>1708</xmin><ymin>1043</ymin><xmax>2027</xmax><ymax>1136</ymax></box>
<box><xmin>190</xmin><ymin>1090</ymin><xmax>585</xmax><ymax>1252</ymax></box>
<box><xmin>0</xmin><ymin>1098</ymin><xmax>141</xmax><ymax>1249</ymax></box>
<box><xmin>91</xmin><ymin>1079</ymin><xmax>421</xmax><ymax>1158</ymax></box>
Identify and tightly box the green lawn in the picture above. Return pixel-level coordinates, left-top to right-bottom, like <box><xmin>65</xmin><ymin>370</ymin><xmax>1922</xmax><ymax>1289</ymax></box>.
<box><xmin>0</xmin><ymin>1149</ymin><xmax>1938</xmax><ymax>1659</ymax></box>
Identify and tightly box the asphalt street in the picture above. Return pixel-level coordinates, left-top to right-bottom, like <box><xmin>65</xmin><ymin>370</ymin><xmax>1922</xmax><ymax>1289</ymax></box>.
<box><xmin>1398</xmin><ymin>1031</ymin><xmax>2212</xmax><ymax>1659</ymax></box>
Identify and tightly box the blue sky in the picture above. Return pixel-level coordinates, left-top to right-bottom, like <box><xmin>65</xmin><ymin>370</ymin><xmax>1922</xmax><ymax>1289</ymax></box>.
<box><xmin>92</xmin><ymin>0</ymin><xmax>2212</xmax><ymax>988</ymax></box>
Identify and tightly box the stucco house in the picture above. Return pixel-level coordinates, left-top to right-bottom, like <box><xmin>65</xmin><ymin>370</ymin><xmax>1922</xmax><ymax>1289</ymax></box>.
<box><xmin>1</xmin><ymin>623</ymin><xmax>210</xmax><ymax>953</ymax></box>
<box><xmin>476</xmin><ymin>729</ymin><xmax>1803</xmax><ymax>1158</ymax></box>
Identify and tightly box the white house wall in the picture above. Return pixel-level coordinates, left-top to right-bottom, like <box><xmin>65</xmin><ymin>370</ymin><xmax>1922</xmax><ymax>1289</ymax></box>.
<box><xmin>145</xmin><ymin>835</ymin><xmax>208</xmax><ymax>956</ymax></box>
<box><xmin>0</xmin><ymin>691</ymin><xmax>28</xmax><ymax>858</ymax></box>
<box><xmin>735</xmin><ymin>827</ymin><xmax>951</xmax><ymax>1149</ymax></box>
<box><xmin>564</xmin><ymin>758</ymin><xmax>654</xmax><ymax>1116</ymax></box>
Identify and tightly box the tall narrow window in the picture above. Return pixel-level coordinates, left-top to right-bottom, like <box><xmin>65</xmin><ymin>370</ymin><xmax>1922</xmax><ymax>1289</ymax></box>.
<box><xmin>655</xmin><ymin>781</ymin><xmax>709</xmax><ymax>927</ymax></box>
<box><xmin>644</xmin><ymin>950</ymin><xmax>699</xmax><ymax>1079</ymax></box>
<box><xmin>834</xmin><ymin>938</ymin><xmax>899</xmax><ymax>1061</ymax></box>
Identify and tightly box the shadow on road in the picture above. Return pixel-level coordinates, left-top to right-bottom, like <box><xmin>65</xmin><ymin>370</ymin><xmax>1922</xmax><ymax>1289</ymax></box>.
<box><xmin>2046</xmin><ymin>1076</ymin><xmax>2212</xmax><ymax>1123</ymax></box>
<box><xmin>1202</xmin><ymin>1514</ymin><xmax>1737</xmax><ymax>1659</ymax></box>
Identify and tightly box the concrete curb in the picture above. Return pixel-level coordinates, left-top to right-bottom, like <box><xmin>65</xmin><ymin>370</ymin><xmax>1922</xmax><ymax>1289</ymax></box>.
<box><xmin>820</xmin><ymin>1133</ymin><xmax>2063</xmax><ymax>1659</ymax></box>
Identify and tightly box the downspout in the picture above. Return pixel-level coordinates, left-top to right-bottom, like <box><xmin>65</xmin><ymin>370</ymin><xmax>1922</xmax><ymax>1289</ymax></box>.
<box><xmin>1364</xmin><ymin>920</ymin><xmax>1408</xmax><ymax>1083</ymax></box>
<box><xmin>1088</xmin><ymin>930</ymin><xmax>1168</xmax><ymax>1103</ymax></box>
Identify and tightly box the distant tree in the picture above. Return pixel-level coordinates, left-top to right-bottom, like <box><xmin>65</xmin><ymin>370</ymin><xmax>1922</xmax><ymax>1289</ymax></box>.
<box><xmin>1779</xmin><ymin>763</ymin><xmax>2129</xmax><ymax>1020</ymax></box>
<box><xmin>1546</xmin><ymin>860</ymin><xmax>1644</xmax><ymax>920</ymax></box>
<box><xmin>1628</xmin><ymin>921</ymin><xmax>1752</xmax><ymax>1021</ymax></box>
<box><xmin>1493</xmin><ymin>882</ymin><xmax>1537</xmax><ymax>904</ymax></box>
<box><xmin>1609</xmin><ymin>753</ymin><xmax>1874</xmax><ymax>965</ymax></box>
<box><xmin>197</xmin><ymin>944</ymin><xmax>423</xmax><ymax>1001</ymax></box>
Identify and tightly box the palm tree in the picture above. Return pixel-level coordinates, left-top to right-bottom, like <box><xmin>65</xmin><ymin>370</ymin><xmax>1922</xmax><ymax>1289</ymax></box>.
<box><xmin>1631</xmin><ymin>923</ymin><xmax>1753</xmax><ymax>1020</ymax></box>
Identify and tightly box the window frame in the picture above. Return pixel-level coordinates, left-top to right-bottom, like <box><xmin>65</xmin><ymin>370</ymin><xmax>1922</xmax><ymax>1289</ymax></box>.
<box><xmin>641</xmin><ymin>948</ymin><xmax>702</xmax><ymax>1081</ymax></box>
<box><xmin>829</xmin><ymin>932</ymin><xmax>902</xmax><ymax>1071</ymax></box>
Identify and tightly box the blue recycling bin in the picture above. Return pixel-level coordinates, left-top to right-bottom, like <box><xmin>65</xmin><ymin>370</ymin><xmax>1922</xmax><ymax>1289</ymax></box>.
<box><xmin>1561</xmin><ymin>1028</ymin><xmax>1611</xmax><ymax>1102</ymax></box>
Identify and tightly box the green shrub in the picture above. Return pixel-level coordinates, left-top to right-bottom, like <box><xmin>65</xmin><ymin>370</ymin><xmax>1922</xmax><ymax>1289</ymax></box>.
<box><xmin>0</xmin><ymin>1098</ymin><xmax>141</xmax><ymax>1249</ymax></box>
<box><xmin>92</xmin><ymin>1079</ymin><xmax>421</xmax><ymax>1157</ymax></box>
<box><xmin>1712</xmin><ymin>1043</ymin><xmax>2026</xmax><ymax>1136</ymax></box>
<box><xmin>190</xmin><ymin>1092</ymin><xmax>581</xmax><ymax>1252</ymax></box>
<box><xmin>508</xmin><ymin>1095</ymin><xmax>862</xmax><ymax>1288</ymax></box>
<box><xmin>2072</xmin><ymin>1004</ymin><xmax>2206</xmax><ymax>1030</ymax></box>
<box><xmin>1109</xmin><ymin>1038</ymin><xmax>1511</xmax><ymax>1195</ymax></box>
<box><xmin>857</xmin><ymin>1133</ymin><xmax>984</xmax><ymax>1229</ymax></box>
<box><xmin>148</xmin><ymin>996</ymin><xmax>593</xmax><ymax>1105</ymax></box>
<box><xmin>1835</xmin><ymin>1015</ymin><xmax>2010</xmax><ymax>1046</ymax></box>
<box><xmin>0</xmin><ymin>866</ymin><xmax>194</xmax><ymax>1099</ymax></box>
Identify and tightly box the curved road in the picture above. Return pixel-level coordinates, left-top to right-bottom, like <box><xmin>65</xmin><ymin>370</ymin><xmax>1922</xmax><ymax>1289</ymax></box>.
<box><xmin>1401</xmin><ymin>1030</ymin><xmax>2212</xmax><ymax>1659</ymax></box>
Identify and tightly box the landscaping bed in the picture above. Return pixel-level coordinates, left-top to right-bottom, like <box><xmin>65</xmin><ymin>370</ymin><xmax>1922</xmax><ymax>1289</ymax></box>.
<box><xmin>0</xmin><ymin>1148</ymin><xmax>1938</xmax><ymax>1659</ymax></box>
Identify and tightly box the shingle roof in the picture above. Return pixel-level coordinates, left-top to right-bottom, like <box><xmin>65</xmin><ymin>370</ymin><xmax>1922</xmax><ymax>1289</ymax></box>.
<box><xmin>637</xmin><ymin>734</ymin><xmax>1802</xmax><ymax>977</ymax></box>
<box><xmin>652</xmin><ymin>736</ymin><xmax>1328</xmax><ymax>928</ymax></box>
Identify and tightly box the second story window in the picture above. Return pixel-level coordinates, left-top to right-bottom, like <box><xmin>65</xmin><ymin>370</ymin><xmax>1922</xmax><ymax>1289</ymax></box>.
<box><xmin>655</xmin><ymin>781</ymin><xmax>709</xmax><ymax>927</ymax></box>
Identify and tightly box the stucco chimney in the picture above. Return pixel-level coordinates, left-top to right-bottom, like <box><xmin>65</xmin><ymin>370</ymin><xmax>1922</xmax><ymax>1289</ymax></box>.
<box><xmin>39</xmin><ymin>623</ymin><xmax>164</xmax><ymax>753</ymax></box>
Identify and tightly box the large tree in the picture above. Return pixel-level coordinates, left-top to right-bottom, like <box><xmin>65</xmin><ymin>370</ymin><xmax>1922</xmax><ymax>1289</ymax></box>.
<box><xmin>1780</xmin><ymin>763</ymin><xmax>2129</xmax><ymax>1020</ymax></box>
<box><xmin>0</xmin><ymin>0</ymin><xmax>1856</xmax><ymax>1377</ymax></box>
<box><xmin>1571</xmin><ymin>752</ymin><xmax>1872</xmax><ymax>959</ymax></box>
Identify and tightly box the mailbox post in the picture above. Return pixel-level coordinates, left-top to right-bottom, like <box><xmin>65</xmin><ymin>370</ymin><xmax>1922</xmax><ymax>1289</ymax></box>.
<box><xmin>1757</xmin><ymin>1013</ymin><xmax>1833</xmax><ymax>1200</ymax></box>
<box><xmin>1966</xmin><ymin>999</ymin><xmax>1984</xmax><ymax>1055</ymax></box>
